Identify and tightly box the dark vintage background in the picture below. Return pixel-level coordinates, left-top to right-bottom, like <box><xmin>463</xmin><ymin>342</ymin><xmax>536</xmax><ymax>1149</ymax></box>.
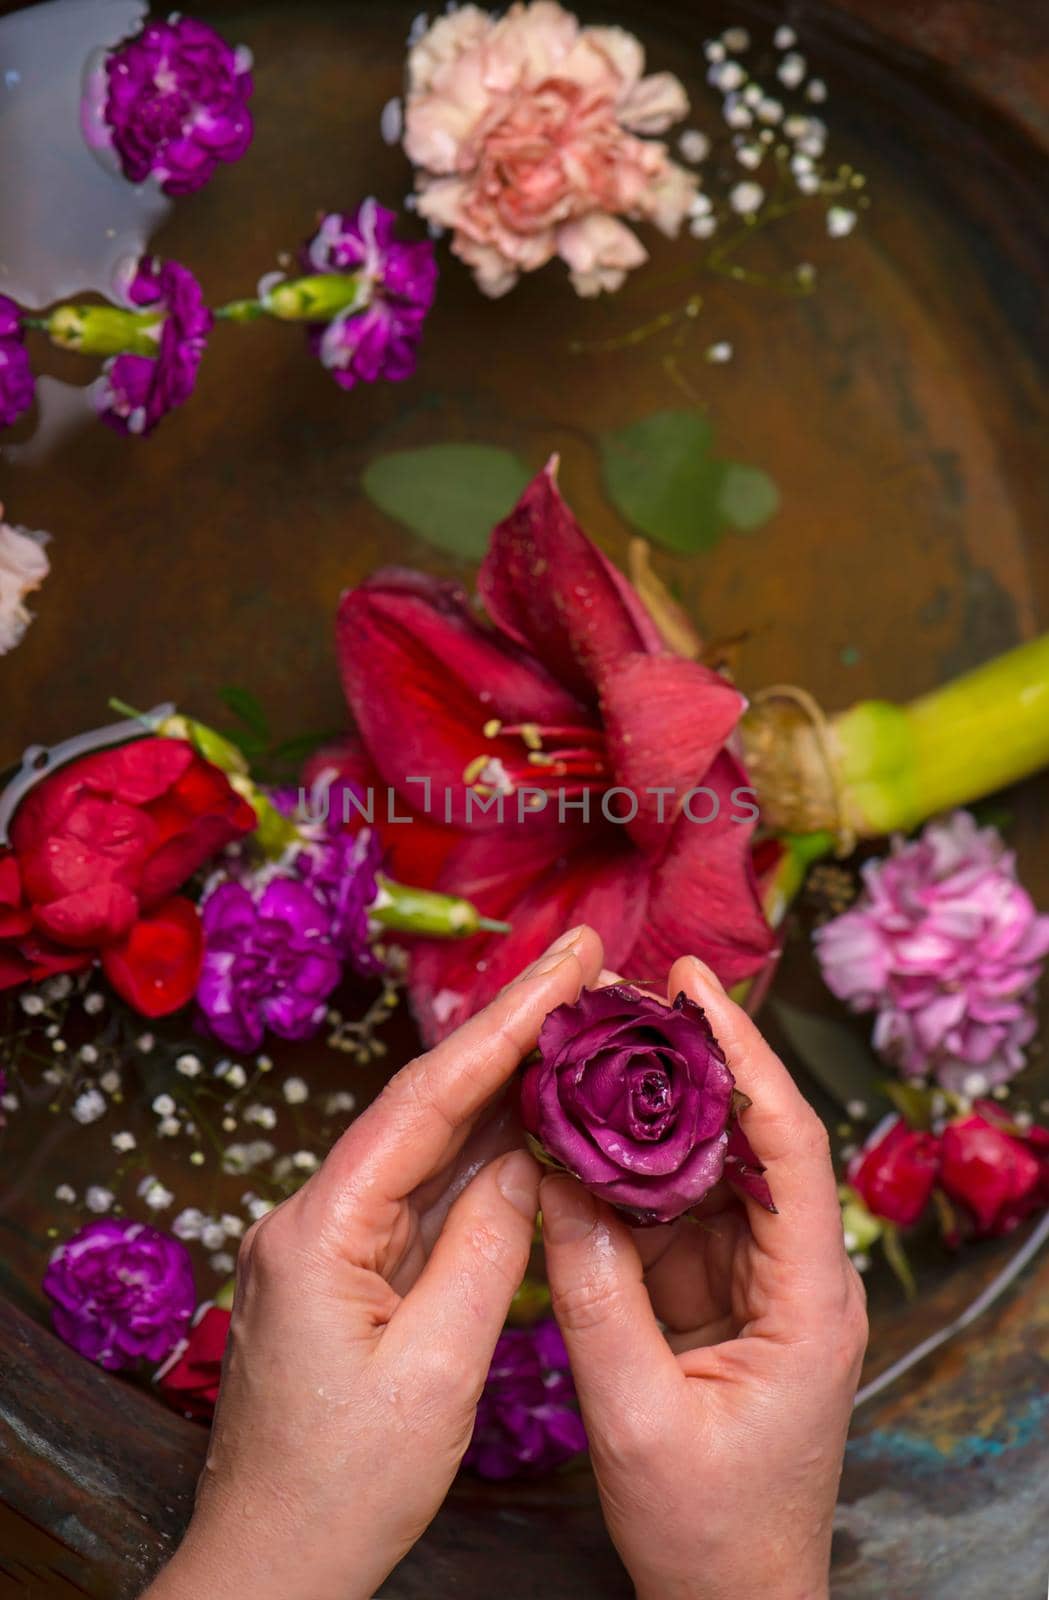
<box><xmin>1</xmin><ymin>0</ymin><xmax>1047</xmax><ymax>1595</ymax></box>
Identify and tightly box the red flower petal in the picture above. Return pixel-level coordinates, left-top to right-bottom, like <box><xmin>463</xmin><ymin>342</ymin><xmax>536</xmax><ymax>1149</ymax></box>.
<box><xmin>33</xmin><ymin>879</ymin><xmax>140</xmax><ymax>947</ymax></box>
<box><xmin>140</xmin><ymin>806</ymin><xmax>257</xmax><ymax>905</ymax></box>
<box><xmin>11</xmin><ymin>739</ymin><xmax>193</xmax><ymax>848</ymax></box>
<box><xmin>337</xmin><ymin>568</ymin><xmax>588</xmax><ymax>810</ymax></box>
<box><xmin>600</xmin><ymin>652</ymin><xmax>746</xmax><ymax>855</ymax></box>
<box><xmin>478</xmin><ymin>462</ymin><xmax>662</xmax><ymax>703</ymax></box>
<box><xmin>303</xmin><ymin>735</ymin><xmax>457</xmax><ymax>887</ymax></box>
<box><xmin>630</xmin><ymin>751</ymin><xmax>776</xmax><ymax>988</ymax></box>
<box><xmin>101</xmin><ymin>896</ymin><xmax>203</xmax><ymax>1017</ymax></box>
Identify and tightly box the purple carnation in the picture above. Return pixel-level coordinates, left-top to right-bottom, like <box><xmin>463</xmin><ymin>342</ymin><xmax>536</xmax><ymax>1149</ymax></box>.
<box><xmin>302</xmin><ymin>201</ymin><xmax>437</xmax><ymax>389</ymax></box>
<box><xmin>43</xmin><ymin>1219</ymin><xmax>195</xmax><ymax>1370</ymax></box>
<box><xmin>95</xmin><ymin>255</ymin><xmax>212</xmax><ymax>436</ymax></box>
<box><xmin>275</xmin><ymin>782</ymin><xmax>384</xmax><ymax>975</ymax></box>
<box><xmin>463</xmin><ymin>1319</ymin><xmax>586</xmax><ymax>1480</ymax></box>
<box><xmin>99</xmin><ymin>15</ymin><xmax>253</xmax><ymax>196</ymax></box>
<box><xmin>0</xmin><ymin>295</ymin><xmax>34</xmax><ymax>430</ymax></box>
<box><xmin>815</xmin><ymin>810</ymin><xmax>1049</xmax><ymax>1093</ymax></box>
<box><xmin>197</xmin><ymin>877</ymin><xmax>343</xmax><ymax>1052</ymax></box>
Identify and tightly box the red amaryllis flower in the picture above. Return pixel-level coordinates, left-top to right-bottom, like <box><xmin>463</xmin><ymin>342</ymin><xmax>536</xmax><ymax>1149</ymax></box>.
<box><xmin>939</xmin><ymin>1102</ymin><xmax>1049</xmax><ymax>1238</ymax></box>
<box><xmin>0</xmin><ymin>736</ymin><xmax>256</xmax><ymax>1014</ymax></box>
<box><xmin>329</xmin><ymin>463</ymin><xmax>775</xmax><ymax>1041</ymax></box>
<box><xmin>846</xmin><ymin>1114</ymin><xmax>940</xmax><ymax>1229</ymax></box>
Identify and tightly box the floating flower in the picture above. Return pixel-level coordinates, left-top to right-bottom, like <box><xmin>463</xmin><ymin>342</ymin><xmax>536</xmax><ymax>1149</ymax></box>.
<box><xmin>43</xmin><ymin>1219</ymin><xmax>196</xmax><ymax>1370</ymax></box>
<box><xmin>463</xmin><ymin>1318</ymin><xmax>586</xmax><ymax>1478</ymax></box>
<box><xmin>0</xmin><ymin>736</ymin><xmax>256</xmax><ymax>1010</ymax></box>
<box><xmin>324</xmin><ymin>463</ymin><xmax>775</xmax><ymax>1041</ymax></box>
<box><xmin>93</xmin><ymin>15</ymin><xmax>253</xmax><ymax>196</ymax></box>
<box><xmin>845</xmin><ymin>1114</ymin><xmax>939</xmax><ymax>1229</ymax></box>
<box><xmin>196</xmin><ymin>878</ymin><xmax>343</xmax><ymax>1052</ymax></box>
<box><xmin>522</xmin><ymin>984</ymin><xmax>772</xmax><ymax>1225</ymax></box>
<box><xmin>940</xmin><ymin>1102</ymin><xmax>1049</xmax><ymax>1239</ymax></box>
<box><xmin>815</xmin><ymin>812</ymin><xmax>1049</xmax><ymax>1092</ymax></box>
<box><xmin>94</xmin><ymin>256</ymin><xmax>213</xmax><ymax>436</ymax></box>
<box><xmin>297</xmin><ymin>202</ymin><xmax>437</xmax><ymax>389</ymax></box>
<box><xmin>0</xmin><ymin>511</ymin><xmax>49</xmax><ymax>655</ymax></box>
<box><xmin>0</xmin><ymin>295</ymin><xmax>34</xmax><ymax>429</ymax></box>
<box><xmin>155</xmin><ymin>1302</ymin><xmax>230</xmax><ymax>1420</ymax></box>
<box><xmin>403</xmin><ymin>1</ymin><xmax>697</xmax><ymax>297</ymax></box>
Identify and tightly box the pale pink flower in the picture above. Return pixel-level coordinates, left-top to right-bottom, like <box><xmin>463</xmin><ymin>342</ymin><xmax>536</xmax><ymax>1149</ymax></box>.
<box><xmin>403</xmin><ymin>1</ymin><xmax>696</xmax><ymax>297</ymax></box>
<box><xmin>0</xmin><ymin>508</ymin><xmax>49</xmax><ymax>656</ymax></box>
<box><xmin>815</xmin><ymin>811</ymin><xmax>1049</xmax><ymax>1093</ymax></box>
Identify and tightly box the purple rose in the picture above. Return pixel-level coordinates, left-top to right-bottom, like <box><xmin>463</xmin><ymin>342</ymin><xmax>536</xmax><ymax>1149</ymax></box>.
<box><xmin>0</xmin><ymin>295</ymin><xmax>34</xmax><ymax>430</ymax></box>
<box><xmin>522</xmin><ymin>984</ymin><xmax>773</xmax><ymax>1226</ymax></box>
<box><xmin>302</xmin><ymin>201</ymin><xmax>437</xmax><ymax>389</ymax></box>
<box><xmin>197</xmin><ymin>877</ymin><xmax>343</xmax><ymax>1052</ymax></box>
<box><xmin>43</xmin><ymin>1219</ymin><xmax>195</xmax><ymax>1370</ymax></box>
<box><xmin>463</xmin><ymin>1318</ymin><xmax>586</xmax><ymax>1480</ymax></box>
<box><xmin>95</xmin><ymin>255</ymin><xmax>212</xmax><ymax>436</ymax></box>
<box><xmin>99</xmin><ymin>15</ymin><xmax>253</xmax><ymax>196</ymax></box>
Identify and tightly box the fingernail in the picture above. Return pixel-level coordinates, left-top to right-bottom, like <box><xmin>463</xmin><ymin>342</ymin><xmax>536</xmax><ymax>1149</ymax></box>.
<box><xmin>497</xmin><ymin>1149</ymin><xmax>540</xmax><ymax>1219</ymax></box>
<box><xmin>531</xmin><ymin>925</ymin><xmax>585</xmax><ymax>977</ymax></box>
<box><xmin>540</xmin><ymin>1174</ymin><xmax>598</xmax><ymax>1243</ymax></box>
<box><xmin>686</xmin><ymin>955</ymin><xmax>724</xmax><ymax>993</ymax></box>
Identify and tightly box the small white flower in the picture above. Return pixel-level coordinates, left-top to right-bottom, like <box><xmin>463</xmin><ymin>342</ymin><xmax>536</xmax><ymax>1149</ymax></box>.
<box><xmin>806</xmin><ymin>78</ymin><xmax>827</xmax><ymax>103</ymax></box>
<box><xmin>777</xmin><ymin>52</ymin><xmax>807</xmax><ymax>89</ymax></box>
<box><xmin>1</xmin><ymin>1092</ymin><xmax>18</xmax><ymax>1112</ymax></box>
<box><xmin>689</xmin><ymin>215</ymin><xmax>718</xmax><ymax>238</ymax></box>
<box><xmin>723</xmin><ymin>95</ymin><xmax>752</xmax><ymax>129</ymax></box>
<box><xmin>706</xmin><ymin>341</ymin><xmax>734</xmax><ymax>363</ymax></box>
<box><xmin>157</xmin><ymin>1116</ymin><xmax>181</xmax><ymax>1138</ymax></box>
<box><xmin>283</xmin><ymin>1076</ymin><xmax>309</xmax><ymax>1105</ymax></box>
<box><xmin>325</xmin><ymin>1090</ymin><xmax>357</xmax><ymax>1116</ymax></box>
<box><xmin>247</xmin><ymin>1139</ymin><xmax>276</xmax><ymax>1164</ymax></box>
<box><xmin>43</xmin><ymin>1068</ymin><xmax>63</xmax><ymax>1086</ymax></box>
<box><xmin>136</xmin><ymin>1032</ymin><xmax>155</xmax><ymax>1053</ymax></box>
<box><xmin>852</xmin><ymin>1252</ymin><xmax>871</xmax><ymax>1273</ymax></box>
<box><xmin>704</xmin><ymin>39</ymin><xmax>726</xmax><ymax>63</ymax></box>
<box><xmin>72</xmin><ymin>1088</ymin><xmax>106</xmax><ymax>1125</ymax></box>
<box><xmin>774</xmin><ymin>24</ymin><xmax>798</xmax><ymax>49</ymax></box>
<box><xmin>256</xmin><ymin>1054</ymin><xmax>274</xmax><ymax>1073</ymax></box>
<box><xmin>19</xmin><ymin>992</ymin><xmax>45</xmax><ymax>1016</ymax></box>
<box><xmin>79</xmin><ymin>1044</ymin><xmax>99</xmax><ymax>1066</ymax></box>
<box><xmin>111</xmin><ymin>1131</ymin><xmax>136</xmax><ymax>1153</ymax></box>
<box><xmin>292</xmin><ymin>1150</ymin><xmax>319</xmax><ymax>1173</ymax></box>
<box><xmin>677</xmin><ymin>129</ymin><xmax>711</xmax><ymax>164</ymax></box>
<box><xmin>175</xmin><ymin>1053</ymin><xmax>203</xmax><ymax>1078</ymax></box>
<box><xmin>54</xmin><ymin>1183</ymin><xmax>76</xmax><ymax>1204</ymax></box>
<box><xmin>827</xmin><ymin>206</ymin><xmax>858</xmax><ymax>238</ymax></box>
<box><xmin>247</xmin><ymin>1197</ymin><xmax>274</xmax><ymax>1221</ymax></box>
<box><xmin>742</xmin><ymin>83</ymin><xmax>763</xmax><ymax>108</ymax></box>
<box><xmin>225</xmin><ymin>1064</ymin><xmax>247</xmax><ymax>1090</ymax></box>
<box><xmin>756</xmin><ymin>97</ymin><xmax>783</xmax><ymax>125</ymax></box>
<box><xmin>85</xmin><ymin>1185</ymin><xmax>114</xmax><ymax>1214</ymax></box>
<box><xmin>209</xmin><ymin>1252</ymin><xmax>236</xmax><ymax>1275</ymax></box>
<box><xmin>143</xmin><ymin>1181</ymin><xmax>174</xmax><ymax>1212</ymax></box>
<box><xmin>709</xmin><ymin>60</ymin><xmax>745</xmax><ymax>93</ymax></box>
<box><xmin>152</xmin><ymin>1093</ymin><xmax>176</xmax><ymax>1117</ymax></box>
<box><xmin>721</xmin><ymin>26</ymin><xmax>750</xmax><ymax>51</ymax></box>
<box><xmin>245</xmin><ymin>1103</ymin><xmax>277</xmax><ymax>1129</ymax></box>
<box><xmin>729</xmin><ymin>181</ymin><xmax>764</xmax><ymax>215</ymax></box>
<box><xmin>220</xmin><ymin>1213</ymin><xmax>245</xmax><ymax>1239</ymax></box>
<box><xmin>796</xmin><ymin>171</ymin><xmax>821</xmax><ymax>195</ymax></box>
<box><xmin>846</xmin><ymin>1099</ymin><xmax>868</xmax><ymax>1121</ymax></box>
<box><xmin>173</xmin><ymin>1208</ymin><xmax>206</xmax><ymax>1240</ymax></box>
<box><xmin>962</xmin><ymin>1071</ymin><xmax>989</xmax><ymax>1099</ymax></box>
<box><xmin>379</xmin><ymin>95</ymin><xmax>402</xmax><ymax>144</ymax></box>
<box><xmin>99</xmin><ymin>1068</ymin><xmax>121</xmax><ymax>1094</ymax></box>
<box><xmin>0</xmin><ymin>517</ymin><xmax>50</xmax><ymax>658</ymax></box>
<box><xmin>202</xmin><ymin>1222</ymin><xmax>228</xmax><ymax>1251</ymax></box>
<box><xmin>736</xmin><ymin>144</ymin><xmax>763</xmax><ymax>170</ymax></box>
<box><xmin>83</xmin><ymin>991</ymin><xmax>105</xmax><ymax>1015</ymax></box>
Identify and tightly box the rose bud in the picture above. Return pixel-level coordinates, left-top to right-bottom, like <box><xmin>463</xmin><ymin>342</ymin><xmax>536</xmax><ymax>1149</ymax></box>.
<box><xmin>155</xmin><ymin>1302</ymin><xmax>231</xmax><ymax>1422</ymax></box>
<box><xmin>521</xmin><ymin>984</ymin><xmax>773</xmax><ymax>1227</ymax></box>
<box><xmin>940</xmin><ymin>1102</ymin><xmax>1049</xmax><ymax>1238</ymax></box>
<box><xmin>845</xmin><ymin>1115</ymin><xmax>940</xmax><ymax>1228</ymax></box>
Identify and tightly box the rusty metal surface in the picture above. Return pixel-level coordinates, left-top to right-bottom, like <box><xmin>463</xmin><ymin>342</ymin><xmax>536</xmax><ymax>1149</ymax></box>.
<box><xmin>0</xmin><ymin>0</ymin><xmax>1047</xmax><ymax>1596</ymax></box>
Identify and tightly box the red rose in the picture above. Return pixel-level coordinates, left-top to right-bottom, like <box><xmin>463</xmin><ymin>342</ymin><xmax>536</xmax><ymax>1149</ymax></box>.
<box><xmin>846</xmin><ymin>1115</ymin><xmax>940</xmax><ymax>1228</ymax></box>
<box><xmin>155</xmin><ymin>1303</ymin><xmax>230</xmax><ymax>1421</ymax></box>
<box><xmin>940</xmin><ymin>1102</ymin><xmax>1049</xmax><ymax>1237</ymax></box>
<box><xmin>0</xmin><ymin>737</ymin><xmax>256</xmax><ymax>1014</ymax></box>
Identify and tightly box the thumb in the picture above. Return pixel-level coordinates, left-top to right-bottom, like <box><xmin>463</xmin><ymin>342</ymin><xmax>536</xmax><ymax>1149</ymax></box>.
<box><xmin>541</xmin><ymin>1174</ymin><xmax>680</xmax><ymax>1424</ymax></box>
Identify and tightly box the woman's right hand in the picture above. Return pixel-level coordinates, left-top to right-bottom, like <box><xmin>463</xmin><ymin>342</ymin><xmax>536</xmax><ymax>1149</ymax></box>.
<box><xmin>540</xmin><ymin>955</ymin><xmax>868</xmax><ymax>1600</ymax></box>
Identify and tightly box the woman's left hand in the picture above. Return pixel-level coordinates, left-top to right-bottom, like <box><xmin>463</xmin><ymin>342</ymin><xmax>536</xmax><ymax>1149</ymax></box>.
<box><xmin>145</xmin><ymin>923</ymin><xmax>603</xmax><ymax>1600</ymax></box>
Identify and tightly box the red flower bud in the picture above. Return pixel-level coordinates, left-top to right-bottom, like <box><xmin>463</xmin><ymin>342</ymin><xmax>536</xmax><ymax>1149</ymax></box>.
<box><xmin>846</xmin><ymin>1115</ymin><xmax>940</xmax><ymax>1228</ymax></box>
<box><xmin>155</xmin><ymin>1304</ymin><xmax>230</xmax><ymax>1421</ymax></box>
<box><xmin>940</xmin><ymin>1104</ymin><xmax>1049</xmax><ymax>1237</ymax></box>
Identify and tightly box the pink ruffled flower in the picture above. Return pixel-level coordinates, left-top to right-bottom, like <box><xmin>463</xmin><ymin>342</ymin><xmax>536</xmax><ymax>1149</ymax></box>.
<box><xmin>403</xmin><ymin>1</ymin><xmax>696</xmax><ymax>297</ymax></box>
<box><xmin>815</xmin><ymin>811</ymin><xmax>1049</xmax><ymax>1092</ymax></box>
<box><xmin>0</xmin><ymin>509</ymin><xmax>49</xmax><ymax>656</ymax></box>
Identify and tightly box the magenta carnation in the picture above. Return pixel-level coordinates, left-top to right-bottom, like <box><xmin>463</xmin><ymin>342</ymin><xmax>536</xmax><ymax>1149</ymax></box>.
<box><xmin>815</xmin><ymin>811</ymin><xmax>1049</xmax><ymax>1093</ymax></box>
<box><xmin>43</xmin><ymin>1219</ymin><xmax>195</xmax><ymax>1370</ymax></box>
<box><xmin>301</xmin><ymin>201</ymin><xmax>437</xmax><ymax>389</ymax></box>
<box><xmin>463</xmin><ymin>1318</ymin><xmax>586</xmax><ymax>1479</ymax></box>
<box><xmin>100</xmin><ymin>15</ymin><xmax>253</xmax><ymax>196</ymax></box>
<box><xmin>0</xmin><ymin>295</ymin><xmax>34</xmax><ymax>430</ymax></box>
<box><xmin>95</xmin><ymin>256</ymin><xmax>212</xmax><ymax>436</ymax></box>
<box><xmin>196</xmin><ymin>877</ymin><xmax>343</xmax><ymax>1052</ymax></box>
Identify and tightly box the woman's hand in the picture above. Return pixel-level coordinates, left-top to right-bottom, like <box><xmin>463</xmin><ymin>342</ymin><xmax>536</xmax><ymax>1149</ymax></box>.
<box><xmin>540</xmin><ymin>956</ymin><xmax>868</xmax><ymax>1600</ymax></box>
<box><xmin>146</xmin><ymin>923</ymin><xmax>603</xmax><ymax>1600</ymax></box>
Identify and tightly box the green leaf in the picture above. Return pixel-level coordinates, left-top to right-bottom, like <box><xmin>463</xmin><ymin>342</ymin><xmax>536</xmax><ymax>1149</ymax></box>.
<box><xmin>770</xmin><ymin>1000</ymin><xmax>891</xmax><ymax>1121</ymax></box>
<box><xmin>718</xmin><ymin>462</ymin><xmax>781</xmax><ymax>530</ymax></box>
<box><xmin>599</xmin><ymin>410</ymin><xmax>779</xmax><ymax>554</ymax></box>
<box><xmin>219</xmin><ymin>685</ymin><xmax>269</xmax><ymax>738</ymax></box>
<box><xmin>361</xmin><ymin>444</ymin><xmax>533</xmax><ymax>559</ymax></box>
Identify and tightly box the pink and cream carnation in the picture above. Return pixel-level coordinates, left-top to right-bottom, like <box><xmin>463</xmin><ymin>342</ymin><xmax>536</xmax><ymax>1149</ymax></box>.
<box><xmin>403</xmin><ymin>1</ymin><xmax>697</xmax><ymax>297</ymax></box>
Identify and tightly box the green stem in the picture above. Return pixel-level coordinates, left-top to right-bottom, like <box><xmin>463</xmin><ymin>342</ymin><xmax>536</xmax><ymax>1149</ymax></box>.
<box><xmin>832</xmin><ymin>633</ymin><xmax>1049</xmax><ymax>834</ymax></box>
